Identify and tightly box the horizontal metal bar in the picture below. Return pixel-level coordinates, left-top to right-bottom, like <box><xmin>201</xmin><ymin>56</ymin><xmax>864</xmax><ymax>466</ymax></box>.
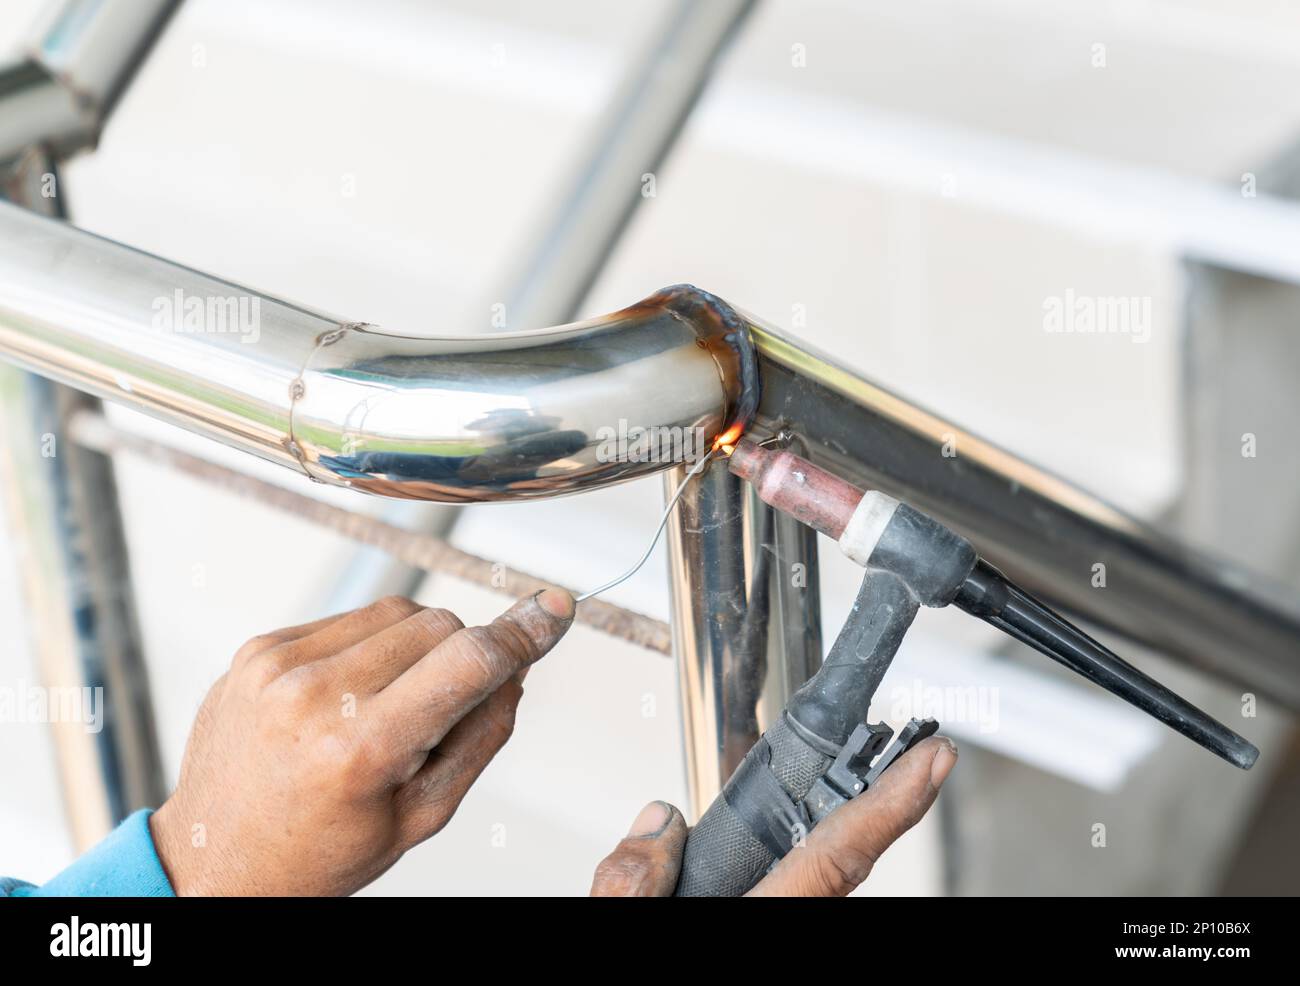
<box><xmin>4</xmin><ymin>204</ymin><xmax>1298</xmax><ymax>705</ymax></box>
<box><xmin>0</xmin><ymin>202</ymin><xmax>736</xmax><ymax>501</ymax></box>
<box><xmin>747</xmin><ymin>321</ymin><xmax>1300</xmax><ymax>709</ymax></box>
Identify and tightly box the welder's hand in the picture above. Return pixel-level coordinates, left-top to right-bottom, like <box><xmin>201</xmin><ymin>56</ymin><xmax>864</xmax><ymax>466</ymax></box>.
<box><xmin>590</xmin><ymin>736</ymin><xmax>956</xmax><ymax>896</ymax></box>
<box><xmin>150</xmin><ymin>590</ymin><xmax>574</xmax><ymax>896</ymax></box>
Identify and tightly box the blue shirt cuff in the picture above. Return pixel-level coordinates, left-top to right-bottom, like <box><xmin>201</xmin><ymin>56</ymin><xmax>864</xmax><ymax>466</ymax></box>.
<box><xmin>7</xmin><ymin>809</ymin><xmax>175</xmax><ymax>897</ymax></box>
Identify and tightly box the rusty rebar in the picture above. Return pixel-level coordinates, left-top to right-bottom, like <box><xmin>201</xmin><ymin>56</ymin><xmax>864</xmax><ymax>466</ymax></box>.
<box><xmin>68</xmin><ymin>412</ymin><xmax>672</xmax><ymax>656</ymax></box>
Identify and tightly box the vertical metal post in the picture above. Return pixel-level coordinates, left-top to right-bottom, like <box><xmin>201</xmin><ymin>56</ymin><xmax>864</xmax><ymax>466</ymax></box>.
<box><xmin>0</xmin><ymin>0</ymin><xmax>178</xmax><ymax>850</ymax></box>
<box><xmin>764</xmin><ymin>506</ymin><xmax>823</xmax><ymax>712</ymax></box>
<box><xmin>664</xmin><ymin>457</ymin><xmax>822</xmax><ymax>816</ymax></box>
<box><xmin>0</xmin><ymin>150</ymin><xmax>165</xmax><ymax>849</ymax></box>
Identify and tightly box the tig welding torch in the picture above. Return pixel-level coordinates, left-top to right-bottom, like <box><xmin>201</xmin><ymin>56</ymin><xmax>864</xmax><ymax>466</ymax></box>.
<box><xmin>674</xmin><ymin>437</ymin><xmax>1258</xmax><ymax>896</ymax></box>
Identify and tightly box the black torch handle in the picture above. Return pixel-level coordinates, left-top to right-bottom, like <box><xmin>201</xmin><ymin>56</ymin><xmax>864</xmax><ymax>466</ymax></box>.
<box><xmin>675</xmin><ymin>570</ymin><xmax>921</xmax><ymax>896</ymax></box>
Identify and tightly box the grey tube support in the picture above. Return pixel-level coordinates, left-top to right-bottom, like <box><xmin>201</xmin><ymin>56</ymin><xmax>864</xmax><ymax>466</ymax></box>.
<box><xmin>766</xmin><ymin>503</ymin><xmax>824</xmax><ymax>704</ymax></box>
<box><xmin>663</xmin><ymin>460</ymin><xmax>823</xmax><ymax>816</ymax></box>
<box><xmin>0</xmin><ymin>151</ymin><xmax>164</xmax><ymax>849</ymax></box>
<box><xmin>0</xmin><ymin>0</ymin><xmax>180</xmax><ymax>164</ymax></box>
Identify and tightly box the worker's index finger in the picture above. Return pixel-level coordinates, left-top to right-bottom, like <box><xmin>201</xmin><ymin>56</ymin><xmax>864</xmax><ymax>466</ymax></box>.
<box><xmin>372</xmin><ymin>589</ymin><xmax>574</xmax><ymax>755</ymax></box>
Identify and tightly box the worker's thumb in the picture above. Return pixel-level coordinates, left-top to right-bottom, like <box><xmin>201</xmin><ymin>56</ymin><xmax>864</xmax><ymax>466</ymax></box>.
<box><xmin>440</xmin><ymin>588</ymin><xmax>576</xmax><ymax>688</ymax></box>
<box><xmin>590</xmin><ymin>801</ymin><xmax>688</xmax><ymax>897</ymax></box>
<box><xmin>493</xmin><ymin>587</ymin><xmax>576</xmax><ymax>664</ymax></box>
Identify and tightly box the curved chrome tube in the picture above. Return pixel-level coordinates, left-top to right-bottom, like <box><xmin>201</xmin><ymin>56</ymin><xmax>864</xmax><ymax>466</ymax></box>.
<box><xmin>0</xmin><ymin>201</ymin><xmax>745</xmax><ymax>500</ymax></box>
<box><xmin>290</xmin><ymin>285</ymin><xmax>754</xmax><ymax>500</ymax></box>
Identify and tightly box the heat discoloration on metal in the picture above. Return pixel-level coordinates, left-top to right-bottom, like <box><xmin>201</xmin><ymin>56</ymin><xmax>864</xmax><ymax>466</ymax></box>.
<box><xmin>289</xmin><ymin>284</ymin><xmax>756</xmax><ymax>501</ymax></box>
<box><xmin>630</xmin><ymin>284</ymin><xmax>762</xmax><ymax>444</ymax></box>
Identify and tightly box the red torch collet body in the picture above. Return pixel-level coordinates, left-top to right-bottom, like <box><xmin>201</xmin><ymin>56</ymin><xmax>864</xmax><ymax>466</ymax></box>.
<box><xmin>726</xmin><ymin>438</ymin><xmax>865</xmax><ymax>541</ymax></box>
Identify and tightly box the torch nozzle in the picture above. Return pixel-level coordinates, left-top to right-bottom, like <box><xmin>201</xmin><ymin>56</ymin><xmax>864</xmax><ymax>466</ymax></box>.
<box><xmin>728</xmin><ymin>436</ymin><xmax>1260</xmax><ymax>770</ymax></box>
<box><xmin>954</xmin><ymin>560</ymin><xmax>1259</xmax><ymax>770</ymax></box>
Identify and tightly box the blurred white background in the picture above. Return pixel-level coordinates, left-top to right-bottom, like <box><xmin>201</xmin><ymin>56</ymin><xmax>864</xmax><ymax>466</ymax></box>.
<box><xmin>4</xmin><ymin>0</ymin><xmax>1299</xmax><ymax>895</ymax></box>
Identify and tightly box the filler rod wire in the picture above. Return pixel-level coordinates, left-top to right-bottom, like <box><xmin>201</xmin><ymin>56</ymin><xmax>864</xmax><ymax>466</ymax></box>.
<box><xmin>575</xmin><ymin>449</ymin><xmax>716</xmax><ymax>602</ymax></box>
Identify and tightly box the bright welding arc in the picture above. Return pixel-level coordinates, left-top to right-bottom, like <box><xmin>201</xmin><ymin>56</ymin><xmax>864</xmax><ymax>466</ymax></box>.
<box><xmin>574</xmin><ymin>448</ymin><xmax>718</xmax><ymax>603</ymax></box>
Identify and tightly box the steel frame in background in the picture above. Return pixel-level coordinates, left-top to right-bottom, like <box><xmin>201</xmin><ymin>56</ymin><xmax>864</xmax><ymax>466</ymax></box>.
<box><xmin>0</xmin><ymin>151</ymin><xmax>166</xmax><ymax>849</ymax></box>
<box><xmin>4</xmin><ymin>0</ymin><xmax>1300</xmax><ymax>863</ymax></box>
<box><xmin>0</xmin><ymin>0</ymin><xmax>178</xmax><ymax>850</ymax></box>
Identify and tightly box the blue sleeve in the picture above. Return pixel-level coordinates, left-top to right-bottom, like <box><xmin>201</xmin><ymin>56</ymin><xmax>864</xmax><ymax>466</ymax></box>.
<box><xmin>2</xmin><ymin>809</ymin><xmax>175</xmax><ymax>897</ymax></box>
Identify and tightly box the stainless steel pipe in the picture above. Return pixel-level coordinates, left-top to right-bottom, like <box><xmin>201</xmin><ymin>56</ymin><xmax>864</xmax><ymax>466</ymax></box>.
<box><xmin>665</xmin><ymin>461</ymin><xmax>823</xmax><ymax>814</ymax></box>
<box><xmin>4</xmin><ymin>202</ymin><xmax>1300</xmax><ymax>708</ymax></box>
<box><xmin>0</xmin><ymin>202</ymin><xmax>740</xmax><ymax>500</ymax></box>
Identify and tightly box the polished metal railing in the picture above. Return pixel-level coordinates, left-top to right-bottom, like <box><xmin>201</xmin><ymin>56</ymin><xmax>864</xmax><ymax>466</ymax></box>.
<box><xmin>6</xmin><ymin>196</ymin><xmax>1300</xmax><ymax>803</ymax></box>
<box><xmin>4</xmin><ymin>0</ymin><xmax>1300</xmax><ymax>840</ymax></box>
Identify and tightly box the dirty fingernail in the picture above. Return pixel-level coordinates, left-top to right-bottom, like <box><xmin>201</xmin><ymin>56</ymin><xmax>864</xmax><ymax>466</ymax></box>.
<box><xmin>930</xmin><ymin>738</ymin><xmax>958</xmax><ymax>788</ymax></box>
<box><xmin>627</xmin><ymin>801</ymin><xmax>672</xmax><ymax>838</ymax></box>
<box><xmin>536</xmin><ymin>588</ymin><xmax>575</xmax><ymax>621</ymax></box>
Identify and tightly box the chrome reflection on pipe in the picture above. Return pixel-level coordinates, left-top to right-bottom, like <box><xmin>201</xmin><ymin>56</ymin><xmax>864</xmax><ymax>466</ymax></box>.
<box><xmin>0</xmin><ymin>202</ymin><xmax>751</xmax><ymax>500</ymax></box>
<box><xmin>664</xmin><ymin>460</ymin><xmax>824</xmax><ymax>816</ymax></box>
<box><xmin>0</xmin><ymin>201</ymin><xmax>325</xmax><ymax>473</ymax></box>
<box><xmin>665</xmin><ymin>462</ymin><xmax>753</xmax><ymax>815</ymax></box>
<box><xmin>4</xmin><ymin>202</ymin><xmax>1300</xmax><ymax>707</ymax></box>
<box><xmin>290</xmin><ymin>286</ymin><xmax>754</xmax><ymax>500</ymax></box>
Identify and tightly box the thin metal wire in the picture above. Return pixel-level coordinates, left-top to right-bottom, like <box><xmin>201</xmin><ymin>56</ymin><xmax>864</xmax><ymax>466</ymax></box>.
<box><xmin>575</xmin><ymin>449</ymin><xmax>717</xmax><ymax>602</ymax></box>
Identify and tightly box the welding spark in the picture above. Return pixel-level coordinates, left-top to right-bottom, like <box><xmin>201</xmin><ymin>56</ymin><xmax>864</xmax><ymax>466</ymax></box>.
<box><xmin>712</xmin><ymin>423</ymin><xmax>744</xmax><ymax>455</ymax></box>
